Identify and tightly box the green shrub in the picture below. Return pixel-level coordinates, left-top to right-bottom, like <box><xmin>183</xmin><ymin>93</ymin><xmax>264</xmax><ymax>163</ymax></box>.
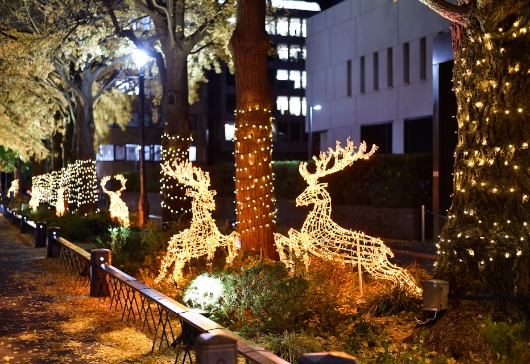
<box><xmin>206</xmin><ymin>154</ymin><xmax>432</xmax><ymax>208</ymax></box>
<box><xmin>366</xmin><ymin>283</ymin><xmax>422</xmax><ymax>317</ymax></box>
<box><xmin>256</xmin><ymin>331</ymin><xmax>327</xmax><ymax>364</ymax></box>
<box><xmin>481</xmin><ymin>316</ymin><xmax>530</xmax><ymax>363</ymax></box>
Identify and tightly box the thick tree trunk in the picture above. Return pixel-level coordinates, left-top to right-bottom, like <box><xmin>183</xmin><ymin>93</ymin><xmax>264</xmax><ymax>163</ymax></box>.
<box><xmin>51</xmin><ymin>131</ymin><xmax>63</xmax><ymax>172</ymax></box>
<box><xmin>64</xmin><ymin>120</ymin><xmax>74</xmax><ymax>166</ymax></box>
<box><xmin>425</xmin><ymin>1</ymin><xmax>530</xmax><ymax>360</ymax></box>
<box><xmin>160</xmin><ymin>49</ymin><xmax>193</xmax><ymax>222</ymax></box>
<box><xmin>436</xmin><ymin>0</ymin><xmax>530</xmax><ymax>298</ymax></box>
<box><xmin>229</xmin><ymin>0</ymin><xmax>278</xmax><ymax>258</ymax></box>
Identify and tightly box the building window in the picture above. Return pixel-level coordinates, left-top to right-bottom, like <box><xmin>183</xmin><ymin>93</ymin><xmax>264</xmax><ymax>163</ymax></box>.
<box><xmin>289</xmin><ymin>44</ymin><xmax>302</xmax><ymax>61</ymax></box>
<box><xmin>276</xmin><ymin>96</ymin><xmax>306</xmax><ymax>116</ymax></box>
<box><xmin>142</xmin><ymin>145</ymin><xmax>151</xmax><ymax>161</ymax></box>
<box><xmin>404</xmin><ymin>117</ymin><xmax>433</xmax><ymax>153</ymax></box>
<box><xmin>97</xmin><ymin>145</ymin><xmax>114</xmax><ymax>161</ymax></box>
<box><xmin>277</xmin><ymin>70</ymin><xmax>305</xmax><ymax>89</ymax></box>
<box><xmin>360</xmin><ymin>56</ymin><xmax>365</xmax><ymax>93</ymax></box>
<box><xmin>126</xmin><ymin>144</ymin><xmax>138</xmax><ymax>161</ymax></box>
<box><xmin>360</xmin><ymin>123</ymin><xmax>393</xmax><ymax>154</ymax></box>
<box><xmin>224</xmin><ymin>122</ymin><xmax>235</xmax><ymax>141</ymax></box>
<box><xmin>277</xmin><ymin>122</ymin><xmax>288</xmax><ymax>141</ymax></box>
<box><xmin>291</xmin><ymin>122</ymin><xmax>301</xmax><ymax>141</ymax></box>
<box><xmin>289</xmin><ymin>18</ymin><xmax>302</xmax><ymax>36</ymax></box>
<box><xmin>373</xmin><ymin>52</ymin><xmax>379</xmax><ymax>91</ymax></box>
<box><xmin>278</xmin><ymin>44</ymin><xmax>289</xmax><ymax>61</ymax></box>
<box><xmin>266</xmin><ymin>17</ymin><xmax>276</xmax><ymax>35</ymax></box>
<box><xmin>420</xmin><ymin>37</ymin><xmax>427</xmax><ymax>80</ymax></box>
<box><xmin>387</xmin><ymin>47</ymin><xmax>393</xmax><ymax>88</ymax></box>
<box><xmin>189</xmin><ymin>146</ymin><xmax>197</xmax><ymax>162</ymax></box>
<box><xmin>403</xmin><ymin>42</ymin><xmax>410</xmax><ymax>84</ymax></box>
<box><xmin>347</xmin><ymin>60</ymin><xmax>352</xmax><ymax>96</ymax></box>
<box><xmin>302</xmin><ymin>19</ymin><xmax>307</xmax><ymax>37</ymax></box>
<box><xmin>115</xmin><ymin>145</ymin><xmax>126</xmax><ymax>160</ymax></box>
<box><xmin>153</xmin><ymin>145</ymin><xmax>162</xmax><ymax>161</ymax></box>
<box><xmin>277</xmin><ymin>17</ymin><xmax>289</xmax><ymax>36</ymax></box>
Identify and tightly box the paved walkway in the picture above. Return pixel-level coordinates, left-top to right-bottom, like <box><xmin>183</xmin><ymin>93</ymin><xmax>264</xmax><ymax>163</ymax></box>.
<box><xmin>0</xmin><ymin>216</ymin><xmax>93</xmax><ymax>363</ymax></box>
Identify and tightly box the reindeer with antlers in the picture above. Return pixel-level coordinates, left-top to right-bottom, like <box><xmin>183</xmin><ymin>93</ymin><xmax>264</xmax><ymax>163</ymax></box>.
<box><xmin>101</xmin><ymin>174</ymin><xmax>130</xmax><ymax>227</ymax></box>
<box><xmin>155</xmin><ymin>161</ymin><xmax>239</xmax><ymax>282</ymax></box>
<box><xmin>274</xmin><ymin>139</ymin><xmax>421</xmax><ymax>294</ymax></box>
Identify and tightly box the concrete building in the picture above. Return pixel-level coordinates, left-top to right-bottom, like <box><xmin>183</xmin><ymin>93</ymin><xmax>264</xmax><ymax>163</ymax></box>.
<box><xmin>305</xmin><ymin>0</ymin><xmax>451</xmax><ymax>154</ymax></box>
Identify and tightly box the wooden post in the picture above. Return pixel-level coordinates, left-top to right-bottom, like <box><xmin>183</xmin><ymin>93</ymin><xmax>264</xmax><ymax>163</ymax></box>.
<box><xmin>195</xmin><ymin>333</ymin><xmax>237</xmax><ymax>364</ymax></box>
<box><xmin>35</xmin><ymin>222</ymin><xmax>46</xmax><ymax>248</ymax></box>
<box><xmin>90</xmin><ymin>249</ymin><xmax>112</xmax><ymax>297</ymax></box>
<box><xmin>47</xmin><ymin>227</ymin><xmax>61</xmax><ymax>258</ymax></box>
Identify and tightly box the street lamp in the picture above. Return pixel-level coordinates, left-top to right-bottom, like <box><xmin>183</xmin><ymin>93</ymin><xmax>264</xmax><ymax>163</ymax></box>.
<box><xmin>132</xmin><ymin>49</ymin><xmax>150</xmax><ymax>226</ymax></box>
<box><xmin>308</xmin><ymin>104</ymin><xmax>321</xmax><ymax>160</ymax></box>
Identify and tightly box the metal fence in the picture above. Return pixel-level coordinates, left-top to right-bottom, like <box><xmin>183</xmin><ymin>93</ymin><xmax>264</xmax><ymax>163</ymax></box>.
<box><xmin>0</xmin><ymin>204</ymin><xmax>363</xmax><ymax>364</ymax></box>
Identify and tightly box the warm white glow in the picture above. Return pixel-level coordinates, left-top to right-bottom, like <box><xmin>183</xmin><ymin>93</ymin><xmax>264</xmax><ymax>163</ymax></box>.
<box><xmin>7</xmin><ymin>179</ymin><xmax>19</xmax><ymax>196</ymax></box>
<box><xmin>132</xmin><ymin>49</ymin><xmax>149</xmax><ymax>68</ymax></box>
<box><xmin>274</xmin><ymin>139</ymin><xmax>421</xmax><ymax>295</ymax></box>
<box><xmin>101</xmin><ymin>174</ymin><xmax>130</xmax><ymax>227</ymax></box>
<box><xmin>155</xmin><ymin>161</ymin><xmax>239</xmax><ymax>282</ymax></box>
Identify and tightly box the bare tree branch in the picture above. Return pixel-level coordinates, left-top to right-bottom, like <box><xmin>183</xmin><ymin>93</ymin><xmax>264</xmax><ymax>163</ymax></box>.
<box><xmin>418</xmin><ymin>0</ymin><xmax>471</xmax><ymax>26</ymax></box>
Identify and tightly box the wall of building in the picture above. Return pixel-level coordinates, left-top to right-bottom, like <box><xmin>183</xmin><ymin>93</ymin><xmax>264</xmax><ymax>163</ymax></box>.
<box><xmin>305</xmin><ymin>0</ymin><xmax>450</xmax><ymax>153</ymax></box>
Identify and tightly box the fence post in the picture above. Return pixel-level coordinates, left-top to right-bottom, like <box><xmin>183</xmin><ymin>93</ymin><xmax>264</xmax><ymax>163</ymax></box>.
<box><xmin>298</xmin><ymin>352</ymin><xmax>359</xmax><ymax>364</ymax></box>
<box><xmin>195</xmin><ymin>333</ymin><xmax>237</xmax><ymax>364</ymax></box>
<box><xmin>421</xmin><ymin>205</ymin><xmax>425</xmax><ymax>243</ymax></box>
<box><xmin>356</xmin><ymin>237</ymin><xmax>363</xmax><ymax>297</ymax></box>
<box><xmin>47</xmin><ymin>227</ymin><xmax>61</xmax><ymax>258</ymax></box>
<box><xmin>90</xmin><ymin>249</ymin><xmax>112</xmax><ymax>297</ymax></box>
<box><xmin>35</xmin><ymin>222</ymin><xmax>47</xmax><ymax>248</ymax></box>
<box><xmin>20</xmin><ymin>215</ymin><xmax>28</xmax><ymax>234</ymax></box>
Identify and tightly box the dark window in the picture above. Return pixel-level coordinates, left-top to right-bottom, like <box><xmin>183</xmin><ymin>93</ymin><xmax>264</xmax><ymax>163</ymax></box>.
<box><xmin>115</xmin><ymin>146</ymin><xmax>125</xmax><ymax>160</ymax></box>
<box><xmin>277</xmin><ymin>122</ymin><xmax>288</xmax><ymax>141</ymax></box>
<box><xmin>420</xmin><ymin>37</ymin><xmax>427</xmax><ymax>80</ymax></box>
<box><xmin>373</xmin><ymin>52</ymin><xmax>379</xmax><ymax>91</ymax></box>
<box><xmin>360</xmin><ymin>56</ymin><xmax>365</xmax><ymax>93</ymax></box>
<box><xmin>387</xmin><ymin>47</ymin><xmax>393</xmax><ymax>88</ymax></box>
<box><xmin>361</xmin><ymin>123</ymin><xmax>393</xmax><ymax>154</ymax></box>
<box><xmin>403</xmin><ymin>42</ymin><xmax>410</xmax><ymax>84</ymax></box>
<box><xmin>290</xmin><ymin>122</ymin><xmax>301</xmax><ymax>141</ymax></box>
<box><xmin>226</xmin><ymin>94</ymin><xmax>236</xmax><ymax>113</ymax></box>
<box><xmin>347</xmin><ymin>60</ymin><xmax>352</xmax><ymax>96</ymax></box>
<box><xmin>404</xmin><ymin>117</ymin><xmax>433</xmax><ymax>153</ymax></box>
<box><xmin>226</xmin><ymin>72</ymin><xmax>236</xmax><ymax>86</ymax></box>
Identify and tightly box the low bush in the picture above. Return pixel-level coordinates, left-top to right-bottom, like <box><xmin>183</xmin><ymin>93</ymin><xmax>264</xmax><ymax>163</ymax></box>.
<box><xmin>481</xmin><ymin>316</ymin><xmax>530</xmax><ymax>363</ymax></box>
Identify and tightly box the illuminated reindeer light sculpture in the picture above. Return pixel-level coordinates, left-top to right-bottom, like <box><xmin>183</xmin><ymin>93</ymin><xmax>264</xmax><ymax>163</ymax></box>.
<box><xmin>274</xmin><ymin>139</ymin><xmax>421</xmax><ymax>294</ymax></box>
<box><xmin>101</xmin><ymin>174</ymin><xmax>130</xmax><ymax>227</ymax></box>
<box><xmin>155</xmin><ymin>161</ymin><xmax>239</xmax><ymax>282</ymax></box>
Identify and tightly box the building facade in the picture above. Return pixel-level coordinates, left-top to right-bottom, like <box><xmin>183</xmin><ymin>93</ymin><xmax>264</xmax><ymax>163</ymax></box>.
<box><xmin>305</xmin><ymin>0</ymin><xmax>451</xmax><ymax>154</ymax></box>
<box><xmin>207</xmin><ymin>1</ymin><xmax>321</xmax><ymax>165</ymax></box>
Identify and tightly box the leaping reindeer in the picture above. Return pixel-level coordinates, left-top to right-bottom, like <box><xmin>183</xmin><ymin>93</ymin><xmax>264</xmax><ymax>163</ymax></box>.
<box><xmin>155</xmin><ymin>161</ymin><xmax>239</xmax><ymax>282</ymax></box>
<box><xmin>274</xmin><ymin>139</ymin><xmax>420</xmax><ymax>294</ymax></box>
<box><xmin>101</xmin><ymin>174</ymin><xmax>130</xmax><ymax>227</ymax></box>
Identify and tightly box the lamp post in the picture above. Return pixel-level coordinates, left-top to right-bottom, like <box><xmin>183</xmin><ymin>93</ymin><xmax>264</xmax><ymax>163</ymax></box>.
<box><xmin>308</xmin><ymin>105</ymin><xmax>321</xmax><ymax>160</ymax></box>
<box><xmin>132</xmin><ymin>49</ymin><xmax>150</xmax><ymax>226</ymax></box>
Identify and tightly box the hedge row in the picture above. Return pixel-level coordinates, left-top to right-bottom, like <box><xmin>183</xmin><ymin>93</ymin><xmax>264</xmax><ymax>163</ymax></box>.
<box><xmin>125</xmin><ymin>153</ymin><xmax>433</xmax><ymax>208</ymax></box>
<box><xmin>207</xmin><ymin>153</ymin><xmax>433</xmax><ymax>208</ymax></box>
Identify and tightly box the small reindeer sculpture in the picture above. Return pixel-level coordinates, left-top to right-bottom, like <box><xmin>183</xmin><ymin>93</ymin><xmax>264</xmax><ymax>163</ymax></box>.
<box><xmin>101</xmin><ymin>174</ymin><xmax>130</xmax><ymax>227</ymax></box>
<box><xmin>155</xmin><ymin>161</ymin><xmax>239</xmax><ymax>282</ymax></box>
<box><xmin>274</xmin><ymin>139</ymin><xmax>420</xmax><ymax>294</ymax></box>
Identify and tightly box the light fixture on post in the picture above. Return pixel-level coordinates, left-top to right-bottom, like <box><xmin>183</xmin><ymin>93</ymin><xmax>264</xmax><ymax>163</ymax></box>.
<box><xmin>132</xmin><ymin>49</ymin><xmax>150</xmax><ymax>226</ymax></box>
<box><xmin>308</xmin><ymin>105</ymin><xmax>321</xmax><ymax>160</ymax></box>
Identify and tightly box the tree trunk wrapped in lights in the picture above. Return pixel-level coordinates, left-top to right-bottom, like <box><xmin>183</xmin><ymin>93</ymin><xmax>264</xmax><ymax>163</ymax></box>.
<box><xmin>230</xmin><ymin>0</ymin><xmax>278</xmax><ymax>258</ymax></box>
<box><xmin>274</xmin><ymin>139</ymin><xmax>421</xmax><ymax>295</ymax></box>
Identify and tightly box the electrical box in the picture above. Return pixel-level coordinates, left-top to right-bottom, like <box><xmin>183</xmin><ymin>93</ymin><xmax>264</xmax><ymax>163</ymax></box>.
<box><xmin>423</xmin><ymin>279</ymin><xmax>449</xmax><ymax>311</ymax></box>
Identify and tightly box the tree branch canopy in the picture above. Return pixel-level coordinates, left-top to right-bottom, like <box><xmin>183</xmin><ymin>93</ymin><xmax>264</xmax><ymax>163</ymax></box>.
<box><xmin>417</xmin><ymin>0</ymin><xmax>471</xmax><ymax>26</ymax></box>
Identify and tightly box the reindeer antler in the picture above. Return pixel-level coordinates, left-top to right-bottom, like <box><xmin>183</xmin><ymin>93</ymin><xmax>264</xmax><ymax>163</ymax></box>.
<box><xmin>162</xmin><ymin>160</ymin><xmax>211</xmax><ymax>193</ymax></box>
<box><xmin>299</xmin><ymin>138</ymin><xmax>377</xmax><ymax>185</ymax></box>
<box><xmin>100</xmin><ymin>175</ymin><xmax>111</xmax><ymax>194</ymax></box>
<box><xmin>114</xmin><ymin>174</ymin><xmax>127</xmax><ymax>193</ymax></box>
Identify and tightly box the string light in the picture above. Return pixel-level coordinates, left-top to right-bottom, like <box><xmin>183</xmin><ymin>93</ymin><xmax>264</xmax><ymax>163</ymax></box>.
<box><xmin>28</xmin><ymin>182</ymin><xmax>40</xmax><ymax>211</ymax></box>
<box><xmin>101</xmin><ymin>174</ymin><xmax>130</xmax><ymax>227</ymax></box>
<box><xmin>155</xmin><ymin>161</ymin><xmax>239</xmax><ymax>283</ymax></box>
<box><xmin>274</xmin><ymin>139</ymin><xmax>421</xmax><ymax>295</ymax></box>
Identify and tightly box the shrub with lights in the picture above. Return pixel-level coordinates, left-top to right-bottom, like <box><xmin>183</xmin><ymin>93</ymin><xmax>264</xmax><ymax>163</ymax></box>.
<box><xmin>7</xmin><ymin>179</ymin><xmax>19</xmax><ymax>197</ymax></box>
